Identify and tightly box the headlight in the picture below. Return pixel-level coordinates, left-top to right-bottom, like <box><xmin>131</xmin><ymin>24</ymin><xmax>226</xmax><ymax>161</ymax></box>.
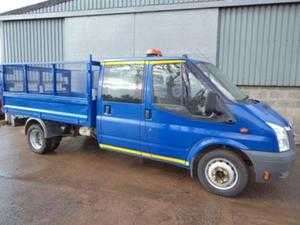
<box><xmin>267</xmin><ymin>122</ymin><xmax>290</xmax><ymax>152</ymax></box>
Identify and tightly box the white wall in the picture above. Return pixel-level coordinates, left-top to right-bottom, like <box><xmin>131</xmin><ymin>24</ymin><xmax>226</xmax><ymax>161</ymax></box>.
<box><xmin>64</xmin><ymin>14</ymin><xmax>135</xmax><ymax>61</ymax></box>
<box><xmin>64</xmin><ymin>8</ymin><xmax>219</xmax><ymax>63</ymax></box>
<box><xmin>134</xmin><ymin>9</ymin><xmax>219</xmax><ymax>62</ymax></box>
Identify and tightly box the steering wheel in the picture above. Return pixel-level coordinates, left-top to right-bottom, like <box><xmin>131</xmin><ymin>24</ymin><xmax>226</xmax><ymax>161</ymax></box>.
<box><xmin>188</xmin><ymin>89</ymin><xmax>214</xmax><ymax>117</ymax></box>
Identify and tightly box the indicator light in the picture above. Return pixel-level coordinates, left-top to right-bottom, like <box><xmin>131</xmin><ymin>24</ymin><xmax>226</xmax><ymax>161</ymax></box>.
<box><xmin>263</xmin><ymin>171</ymin><xmax>272</xmax><ymax>181</ymax></box>
<box><xmin>240</xmin><ymin>127</ymin><xmax>249</xmax><ymax>134</ymax></box>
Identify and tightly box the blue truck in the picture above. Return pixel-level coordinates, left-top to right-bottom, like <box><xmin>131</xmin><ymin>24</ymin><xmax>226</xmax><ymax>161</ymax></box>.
<box><xmin>0</xmin><ymin>79</ymin><xmax>2</xmax><ymax>118</ymax></box>
<box><xmin>0</xmin><ymin>53</ymin><xmax>296</xmax><ymax>197</ymax></box>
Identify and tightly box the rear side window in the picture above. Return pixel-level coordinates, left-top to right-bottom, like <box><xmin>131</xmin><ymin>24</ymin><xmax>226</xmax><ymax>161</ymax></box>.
<box><xmin>102</xmin><ymin>64</ymin><xmax>144</xmax><ymax>103</ymax></box>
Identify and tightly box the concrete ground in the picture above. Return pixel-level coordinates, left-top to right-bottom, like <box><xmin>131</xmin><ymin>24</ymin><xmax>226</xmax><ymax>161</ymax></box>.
<box><xmin>0</xmin><ymin>125</ymin><xmax>299</xmax><ymax>225</ymax></box>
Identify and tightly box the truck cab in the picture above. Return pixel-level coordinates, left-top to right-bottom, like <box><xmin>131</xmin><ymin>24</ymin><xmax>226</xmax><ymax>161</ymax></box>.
<box><xmin>0</xmin><ymin>76</ymin><xmax>3</xmax><ymax>118</ymax></box>
<box><xmin>1</xmin><ymin>54</ymin><xmax>296</xmax><ymax>197</ymax></box>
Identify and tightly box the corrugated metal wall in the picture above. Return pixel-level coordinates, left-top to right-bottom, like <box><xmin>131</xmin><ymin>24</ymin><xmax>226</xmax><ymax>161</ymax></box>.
<box><xmin>2</xmin><ymin>19</ymin><xmax>64</xmax><ymax>63</ymax></box>
<box><xmin>26</xmin><ymin>0</ymin><xmax>217</xmax><ymax>14</ymax></box>
<box><xmin>218</xmin><ymin>3</ymin><xmax>300</xmax><ymax>86</ymax></box>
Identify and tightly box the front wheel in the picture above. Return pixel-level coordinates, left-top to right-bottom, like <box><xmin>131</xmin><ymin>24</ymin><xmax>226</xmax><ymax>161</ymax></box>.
<box><xmin>197</xmin><ymin>149</ymin><xmax>249</xmax><ymax>197</ymax></box>
<box><xmin>27</xmin><ymin>124</ymin><xmax>52</xmax><ymax>154</ymax></box>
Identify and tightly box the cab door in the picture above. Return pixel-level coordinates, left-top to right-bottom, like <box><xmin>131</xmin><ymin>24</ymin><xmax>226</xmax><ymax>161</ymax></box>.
<box><xmin>97</xmin><ymin>62</ymin><xmax>145</xmax><ymax>152</ymax></box>
<box><xmin>143</xmin><ymin>61</ymin><xmax>214</xmax><ymax>166</ymax></box>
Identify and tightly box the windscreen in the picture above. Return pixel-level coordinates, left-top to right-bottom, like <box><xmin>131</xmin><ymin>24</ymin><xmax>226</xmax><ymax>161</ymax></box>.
<box><xmin>195</xmin><ymin>62</ymin><xmax>248</xmax><ymax>101</ymax></box>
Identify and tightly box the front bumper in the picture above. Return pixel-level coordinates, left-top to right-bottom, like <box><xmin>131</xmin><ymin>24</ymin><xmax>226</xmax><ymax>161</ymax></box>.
<box><xmin>244</xmin><ymin>149</ymin><xmax>296</xmax><ymax>183</ymax></box>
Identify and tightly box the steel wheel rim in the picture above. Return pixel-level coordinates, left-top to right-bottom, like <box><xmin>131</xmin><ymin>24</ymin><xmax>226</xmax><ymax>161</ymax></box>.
<box><xmin>205</xmin><ymin>157</ymin><xmax>238</xmax><ymax>190</ymax></box>
<box><xmin>30</xmin><ymin>129</ymin><xmax>43</xmax><ymax>150</ymax></box>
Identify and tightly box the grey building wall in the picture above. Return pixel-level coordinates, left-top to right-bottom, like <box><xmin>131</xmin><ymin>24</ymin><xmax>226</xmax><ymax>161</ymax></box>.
<box><xmin>134</xmin><ymin>9</ymin><xmax>218</xmax><ymax>61</ymax></box>
<box><xmin>1</xmin><ymin>19</ymin><xmax>64</xmax><ymax>63</ymax></box>
<box><xmin>64</xmin><ymin>14</ymin><xmax>135</xmax><ymax>60</ymax></box>
<box><xmin>218</xmin><ymin>3</ymin><xmax>300</xmax><ymax>86</ymax></box>
<box><xmin>64</xmin><ymin>8</ymin><xmax>218</xmax><ymax>62</ymax></box>
<box><xmin>0</xmin><ymin>22</ymin><xmax>3</xmax><ymax>63</ymax></box>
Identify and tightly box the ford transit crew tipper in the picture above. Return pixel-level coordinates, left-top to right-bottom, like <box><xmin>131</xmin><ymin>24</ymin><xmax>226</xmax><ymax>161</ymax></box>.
<box><xmin>1</xmin><ymin>53</ymin><xmax>296</xmax><ymax>197</ymax></box>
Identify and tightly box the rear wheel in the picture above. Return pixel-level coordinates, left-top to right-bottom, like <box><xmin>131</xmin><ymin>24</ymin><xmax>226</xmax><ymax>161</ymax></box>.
<box><xmin>197</xmin><ymin>149</ymin><xmax>249</xmax><ymax>197</ymax></box>
<box><xmin>27</xmin><ymin>124</ymin><xmax>51</xmax><ymax>154</ymax></box>
<box><xmin>48</xmin><ymin>136</ymin><xmax>62</xmax><ymax>151</ymax></box>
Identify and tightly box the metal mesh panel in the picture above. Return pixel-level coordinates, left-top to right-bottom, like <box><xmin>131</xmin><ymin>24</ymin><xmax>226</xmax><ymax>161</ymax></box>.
<box><xmin>4</xmin><ymin>66</ymin><xmax>24</xmax><ymax>92</ymax></box>
<box><xmin>56</xmin><ymin>69</ymin><xmax>71</xmax><ymax>93</ymax></box>
<box><xmin>56</xmin><ymin>63</ymin><xmax>87</xmax><ymax>97</ymax></box>
<box><xmin>3</xmin><ymin>62</ymin><xmax>98</xmax><ymax>97</ymax></box>
<box><xmin>27</xmin><ymin>70</ymin><xmax>40</xmax><ymax>92</ymax></box>
<box><xmin>41</xmin><ymin>70</ymin><xmax>53</xmax><ymax>93</ymax></box>
<box><xmin>27</xmin><ymin>65</ymin><xmax>54</xmax><ymax>94</ymax></box>
<box><xmin>26</xmin><ymin>64</ymin><xmax>76</xmax><ymax>95</ymax></box>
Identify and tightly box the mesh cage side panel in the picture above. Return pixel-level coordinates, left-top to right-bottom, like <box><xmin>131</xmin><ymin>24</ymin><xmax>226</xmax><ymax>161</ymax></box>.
<box><xmin>4</xmin><ymin>66</ymin><xmax>24</xmax><ymax>92</ymax></box>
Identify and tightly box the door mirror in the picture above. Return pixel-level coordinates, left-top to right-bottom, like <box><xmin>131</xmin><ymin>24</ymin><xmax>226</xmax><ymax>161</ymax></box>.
<box><xmin>205</xmin><ymin>91</ymin><xmax>220</xmax><ymax>115</ymax></box>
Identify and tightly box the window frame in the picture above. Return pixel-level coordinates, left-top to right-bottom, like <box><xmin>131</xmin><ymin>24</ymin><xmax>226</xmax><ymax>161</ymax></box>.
<box><xmin>150</xmin><ymin>61</ymin><xmax>226</xmax><ymax>121</ymax></box>
<box><xmin>152</xmin><ymin>62</ymin><xmax>184</xmax><ymax>106</ymax></box>
<box><xmin>101</xmin><ymin>62</ymin><xmax>146</xmax><ymax>104</ymax></box>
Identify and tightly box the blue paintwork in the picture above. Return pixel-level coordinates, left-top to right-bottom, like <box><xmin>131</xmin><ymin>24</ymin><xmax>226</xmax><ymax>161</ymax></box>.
<box><xmin>0</xmin><ymin>66</ymin><xmax>3</xmax><ymax>115</ymax></box>
<box><xmin>4</xmin><ymin>92</ymin><xmax>89</xmax><ymax>125</ymax></box>
<box><xmin>1</xmin><ymin>56</ymin><xmax>101</xmax><ymax>127</ymax></box>
<box><xmin>100</xmin><ymin>101</ymin><xmax>143</xmax><ymax>151</ymax></box>
<box><xmin>96</xmin><ymin>65</ymin><xmax>144</xmax><ymax>152</ymax></box>
<box><xmin>1</xmin><ymin>55</ymin><xmax>293</xmax><ymax>170</ymax></box>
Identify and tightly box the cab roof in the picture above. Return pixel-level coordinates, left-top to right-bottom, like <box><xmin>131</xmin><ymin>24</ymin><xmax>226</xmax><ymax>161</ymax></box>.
<box><xmin>1</xmin><ymin>56</ymin><xmax>206</xmax><ymax>66</ymax></box>
<box><xmin>101</xmin><ymin>56</ymin><xmax>208</xmax><ymax>66</ymax></box>
<box><xmin>102</xmin><ymin>56</ymin><xmax>186</xmax><ymax>62</ymax></box>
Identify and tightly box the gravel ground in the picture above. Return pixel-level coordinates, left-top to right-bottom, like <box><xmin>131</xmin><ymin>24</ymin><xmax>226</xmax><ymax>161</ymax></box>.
<box><xmin>0</xmin><ymin>125</ymin><xmax>299</xmax><ymax>225</ymax></box>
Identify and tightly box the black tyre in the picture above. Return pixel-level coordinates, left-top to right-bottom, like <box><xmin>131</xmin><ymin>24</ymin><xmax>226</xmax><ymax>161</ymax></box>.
<box><xmin>26</xmin><ymin>124</ymin><xmax>51</xmax><ymax>154</ymax></box>
<box><xmin>48</xmin><ymin>136</ymin><xmax>62</xmax><ymax>151</ymax></box>
<box><xmin>197</xmin><ymin>149</ymin><xmax>249</xmax><ymax>197</ymax></box>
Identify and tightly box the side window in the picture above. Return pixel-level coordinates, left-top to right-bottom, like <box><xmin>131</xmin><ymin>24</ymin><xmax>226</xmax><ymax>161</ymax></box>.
<box><xmin>102</xmin><ymin>64</ymin><xmax>144</xmax><ymax>103</ymax></box>
<box><xmin>152</xmin><ymin>64</ymin><xmax>183</xmax><ymax>105</ymax></box>
<box><xmin>152</xmin><ymin>63</ymin><xmax>212</xmax><ymax>117</ymax></box>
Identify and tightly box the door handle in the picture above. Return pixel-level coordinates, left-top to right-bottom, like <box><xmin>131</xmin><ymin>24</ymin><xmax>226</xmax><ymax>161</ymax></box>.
<box><xmin>104</xmin><ymin>105</ymin><xmax>111</xmax><ymax>115</ymax></box>
<box><xmin>145</xmin><ymin>109</ymin><xmax>152</xmax><ymax>120</ymax></box>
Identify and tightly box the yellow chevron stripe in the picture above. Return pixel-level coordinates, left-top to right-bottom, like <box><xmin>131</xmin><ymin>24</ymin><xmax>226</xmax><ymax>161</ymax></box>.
<box><xmin>99</xmin><ymin>144</ymin><xmax>189</xmax><ymax>166</ymax></box>
<box><xmin>148</xmin><ymin>60</ymin><xmax>185</xmax><ymax>65</ymax></box>
<box><xmin>103</xmin><ymin>61</ymin><xmax>145</xmax><ymax>66</ymax></box>
<box><xmin>103</xmin><ymin>60</ymin><xmax>185</xmax><ymax>66</ymax></box>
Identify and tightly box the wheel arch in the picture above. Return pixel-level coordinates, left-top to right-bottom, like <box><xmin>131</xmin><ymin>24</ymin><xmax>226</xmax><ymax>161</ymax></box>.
<box><xmin>25</xmin><ymin>118</ymin><xmax>63</xmax><ymax>138</ymax></box>
<box><xmin>189</xmin><ymin>141</ymin><xmax>254</xmax><ymax>179</ymax></box>
<box><xmin>25</xmin><ymin>118</ymin><xmax>48</xmax><ymax>137</ymax></box>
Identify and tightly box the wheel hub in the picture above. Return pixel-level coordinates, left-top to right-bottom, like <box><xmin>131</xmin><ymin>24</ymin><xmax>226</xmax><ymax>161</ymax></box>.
<box><xmin>30</xmin><ymin>129</ymin><xmax>43</xmax><ymax>150</ymax></box>
<box><xmin>205</xmin><ymin>158</ymin><xmax>238</xmax><ymax>190</ymax></box>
